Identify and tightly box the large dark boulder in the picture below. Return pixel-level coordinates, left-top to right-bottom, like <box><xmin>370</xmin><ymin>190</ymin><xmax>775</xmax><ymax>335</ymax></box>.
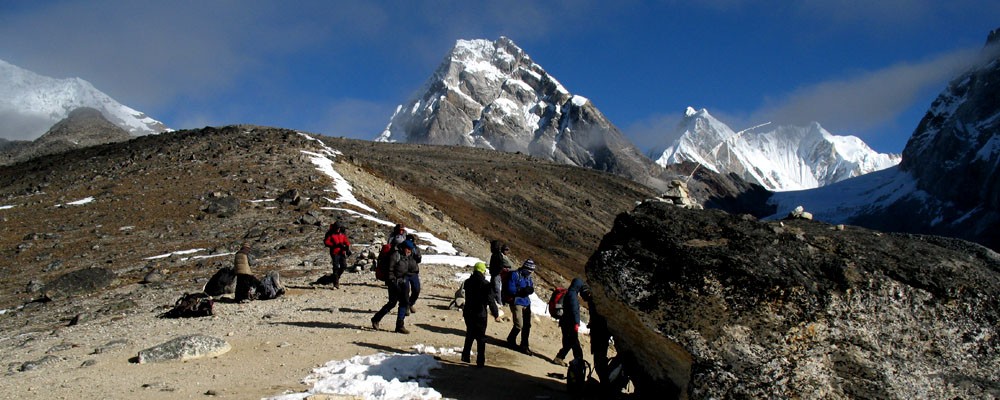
<box><xmin>41</xmin><ymin>267</ymin><xmax>117</xmax><ymax>301</ymax></box>
<box><xmin>586</xmin><ymin>200</ymin><xmax>1000</xmax><ymax>399</ymax></box>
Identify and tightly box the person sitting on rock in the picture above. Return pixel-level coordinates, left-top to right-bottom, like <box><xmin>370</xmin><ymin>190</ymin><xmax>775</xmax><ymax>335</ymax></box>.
<box><xmin>233</xmin><ymin>242</ymin><xmax>258</xmax><ymax>302</ymax></box>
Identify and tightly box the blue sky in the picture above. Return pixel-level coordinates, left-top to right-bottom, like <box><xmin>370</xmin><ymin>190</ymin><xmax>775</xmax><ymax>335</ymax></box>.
<box><xmin>1</xmin><ymin>1</ymin><xmax>997</xmax><ymax>154</ymax></box>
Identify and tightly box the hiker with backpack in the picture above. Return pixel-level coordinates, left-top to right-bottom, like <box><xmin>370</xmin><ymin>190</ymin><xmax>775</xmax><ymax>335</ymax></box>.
<box><xmin>553</xmin><ymin>278</ymin><xmax>586</xmax><ymax>367</ymax></box>
<box><xmin>489</xmin><ymin>241</ymin><xmax>513</xmax><ymax>307</ymax></box>
<box><xmin>371</xmin><ymin>241</ymin><xmax>417</xmax><ymax>334</ymax></box>
<box><xmin>323</xmin><ymin>221</ymin><xmax>352</xmax><ymax>289</ymax></box>
<box><xmin>461</xmin><ymin>262</ymin><xmax>501</xmax><ymax>367</ymax></box>
<box><xmin>505</xmin><ymin>258</ymin><xmax>537</xmax><ymax>355</ymax></box>
<box><xmin>404</xmin><ymin>233</ymin><xmax>422</xmax><ymax>314</ymax></box>
<box><xmin>582</xmin><ymin>287</ymin><xmax>628</xmax><ymax>396</ymax></box>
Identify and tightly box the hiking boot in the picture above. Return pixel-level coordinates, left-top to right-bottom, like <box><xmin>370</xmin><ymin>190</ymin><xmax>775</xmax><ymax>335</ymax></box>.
<box><xmin>371</xmin><ymin>318</ymin><xmax>379</xmax><ymax>331</ymax></box>
<box><xmin>519</xmin><ymin>346</ymin><xmax>534</xmax><ymax>356</ymax></box>
<box><xmin>409</xmin><ymin>304</ymin><xmax>417</xmax><ymax>313</ymax></box>
<box><xmin>395</xmin><ymin>320</ymin><xmax>409</xmax><ymax>334</ymax></box>
<box><xmin>461</xmin><ymin>354</ymin><xmax>471</xmax><ymax>363</ymax></box>
<box><xmin>553</xmin><ymin>357</ymin><xmax>567</xmax><ymax>367</ymax></box>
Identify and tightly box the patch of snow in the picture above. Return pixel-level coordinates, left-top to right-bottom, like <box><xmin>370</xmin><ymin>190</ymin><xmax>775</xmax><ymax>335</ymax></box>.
<box><xmin>422</xmin><ymin>255</ymin><xmax>482</xmax><ymax>267</ymax></box>
<box><xmin>56</xmin><ymin>196</ymin><xmax>95</xmax><ymax>207</ymax></box>
<box><xmin>265</xmin><ymin>353</ymin><xmax>442</xmax><ymax>400</ymax></box>
<box><xmin>184</xmin><ymin>252</ymin><xmax>234</xmax><ymax>261</ymax></box>
<box><xmin>302</xmin><ymin>150</ymin><xmax>378</xmax><ymax>214</ymax></box>
<box><xmin>411</xmin><ymin>344</ymin><xmax>462</xmax><ymax>356</ymax></box>
<box><xmin>571</xmin><ymin>95</ymin><xmax>588</xmax><ymax>107</ymax></box>
<box><xmin>0</xmin><ymin>205</ymin><xmax>14</xmax><ymax>210</ymax></box>
<box><xmin>143</xmin><ymin>248</ymin><xmax>206</xmax><ymax>260</ymax></box>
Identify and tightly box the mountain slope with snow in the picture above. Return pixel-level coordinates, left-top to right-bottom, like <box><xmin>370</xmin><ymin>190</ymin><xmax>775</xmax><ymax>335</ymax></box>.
<box><xmin>0</xmin><ymin>59</ymin><xmax>168</xmax><ymax>141</ymax></box>
<box><xmin>656</xmin><ymin>107</ymin><xmax>900</xmax><ymax>191</ymax></box>
<box><xmin>376</xmin><ymin>37</ymin><xmax>665</xmax><ymax>188</ymax></box>
<box><xmin>766</xmin><ymin>27</ymin><xmax>1000</xmax><ymax>251</ymax></box>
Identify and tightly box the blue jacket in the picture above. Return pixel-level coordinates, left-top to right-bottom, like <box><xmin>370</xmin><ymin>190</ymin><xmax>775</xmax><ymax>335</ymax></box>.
<box><xmin>506</xmin><ymin>268</ymin><xmax>535</xmax><ymax>307</ymax></box>
<box><xmin>559</xmin><ymin>278</ymin><xmax>585</xmax><ymax>327</ymax></box>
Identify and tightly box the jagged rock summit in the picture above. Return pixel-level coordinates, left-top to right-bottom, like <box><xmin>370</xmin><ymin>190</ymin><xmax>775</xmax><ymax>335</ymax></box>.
<box><xmin>377</xmin><ymin>37</ymin><xmax>665</xmax><ymax>189</ymax></box>
<box><xmin>586</xmin><ymin>201</ymin><xmax>1000</xmax><ymax>399</ymax></box>
<box><xmin>0</xmin><ymin>58</ymin><xmax>168</xmax><ymax>140</ymax></box>
<box><xmin>656</xmin><ymin>107</ymin><xmax>900</xmax><ymax>191</ymax></box>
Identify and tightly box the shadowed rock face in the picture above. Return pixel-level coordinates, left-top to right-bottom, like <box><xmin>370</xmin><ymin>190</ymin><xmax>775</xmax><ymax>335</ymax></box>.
<box><xmin>586</xmin><ymin>201</ymin><xmax>1000</xmax><ymax>399</ymax></box>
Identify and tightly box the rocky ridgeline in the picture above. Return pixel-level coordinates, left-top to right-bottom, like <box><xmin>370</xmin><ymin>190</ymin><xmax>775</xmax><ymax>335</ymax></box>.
<box><xmin>0</xmin><ymin>107</ymin><xmax>132</xmax><ymax>166</ymax></box>
<box><xmin>586</xmin><ymin>201</ymin><xmax>999</xmax><ymax>399</ymax></box>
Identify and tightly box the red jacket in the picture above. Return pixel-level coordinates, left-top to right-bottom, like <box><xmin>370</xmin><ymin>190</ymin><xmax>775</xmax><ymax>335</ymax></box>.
<box><xmin>324</xmin><ymin>232</ymin><xmax>351</xmax><ymax>256</ymax></box>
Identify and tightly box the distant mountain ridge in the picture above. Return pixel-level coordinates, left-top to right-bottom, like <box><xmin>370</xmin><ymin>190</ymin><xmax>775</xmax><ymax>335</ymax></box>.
<box><xmin>766</xmin><ymin>27</ymin><xmax>1000</xmax><ymax>251</ymax></box>
<box><xmin>0</xmin><ymin>58</ymin><xmax>168</xmax><ymax>141</ymax></box>
<box><xmin>376</xmin><ymin>37</ymin><xmax>666</xmax><ymax>188</ymax></box>
<box><xmin>656</xmin><ymin>107</ymin><xmax>901</xmax><ymax>191</ymax></box>
<box><xmin>0</xmin><ymin>107</ymin><xmax>132</xmax><ymax>166</ymax></box>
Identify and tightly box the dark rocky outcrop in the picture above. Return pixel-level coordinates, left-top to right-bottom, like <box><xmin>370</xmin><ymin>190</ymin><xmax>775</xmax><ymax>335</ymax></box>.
<box><xmin>41</xmin><ymin>267</ymin><xmax>117</xmax><ymax>301</ymax></box>
<box><xmin>586</xmin><ymin>200</ymin><xmax>1000</xmax><ymax>399</ymax></box>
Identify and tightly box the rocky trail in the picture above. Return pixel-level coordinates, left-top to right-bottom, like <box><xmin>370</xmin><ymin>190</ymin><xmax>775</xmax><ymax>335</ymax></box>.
<box><xmin>0</xmin><ymin>248</ymin><xmax>609</xmax><ymax>399</ymax></box>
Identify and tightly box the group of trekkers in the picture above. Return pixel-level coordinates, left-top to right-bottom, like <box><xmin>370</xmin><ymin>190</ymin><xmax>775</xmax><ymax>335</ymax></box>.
<box><xmin>322</xmin><ymin>221</ymin><xmax>625</xmax><ymax>394</ymax></box>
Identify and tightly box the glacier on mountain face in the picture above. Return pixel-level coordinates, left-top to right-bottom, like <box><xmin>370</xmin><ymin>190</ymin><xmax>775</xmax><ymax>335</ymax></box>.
<box><xmin>655</xmin><ymin>107</ymin><xmax>901</xmax><ymax>191</ymax></box>
<box><xmin>0</xmin><ymin>59</ymin><xmax>168</xmax><ymax>141</ymax></box>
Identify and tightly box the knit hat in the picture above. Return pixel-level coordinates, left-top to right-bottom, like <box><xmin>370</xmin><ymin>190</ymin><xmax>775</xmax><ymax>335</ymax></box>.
<box><xmin>473</xmin><ymin>262</ymin><xmax>487</xmax><ymax>275</ymax></box>
<box><xmin>521</xmin><ymin>259</ymin><xmax>536</xmax><ymax>270</ymax></box>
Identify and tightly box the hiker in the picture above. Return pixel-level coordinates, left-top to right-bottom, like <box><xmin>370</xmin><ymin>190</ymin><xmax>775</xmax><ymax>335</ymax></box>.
<box><xmin>583</xmin><ymin>287</ymin><xmax>617</xmax><ymax>393</ymax></box>
<box><xmin>371</xmin><ymin>241</ymin><xmax>417</xmax><ymax>334</ymax></box>
<box><xmin>553</xmin><ymin>278</ymin><xmax>586</xmax><ymax>366</ymax></box>
<box><xmin>323</xmin><ymin>221</ymin><xmax>352</xmax><ymax>289</ymax></box>
<box><xmin>233</xmin><ymin>243</ymin><xmax>257</xmax><ymax>302</ymax></box>
<box><xmin>505</xmin><ymin>258</ymin><xmax>536</xmax><ymax>354</ymax></box>
<box><xmin>461</xmin><ymin>262</ymin><xmax>501</xmax><ymax>367</ymax></box>
<box><xmin>489</xmin><ymin>241</ymin><xmax>513</xmax><ymax>306</ymax></box>
<box><xmin>404</xmin><ymin>233</ymin><xmax>422</xmax><ymax>314</ymax></box>
<box><xmin>388</xmin><ymin>223</ymin><xmax>406</xmax><ymax>246</ymax></box>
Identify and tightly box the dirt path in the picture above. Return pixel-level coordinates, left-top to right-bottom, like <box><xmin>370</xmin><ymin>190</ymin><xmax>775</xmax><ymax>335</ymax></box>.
<box><xmin>0</xmin><ymin>259</ymin><xmax>592</xmax><ymax>399</ymax></box>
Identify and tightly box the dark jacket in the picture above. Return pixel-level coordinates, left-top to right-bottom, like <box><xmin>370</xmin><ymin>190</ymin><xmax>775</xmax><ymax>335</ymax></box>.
<box><xmin>388</xmin><ymin>249</ymin><xmax>417</xmax><ymax>281</ymax></box>
<box><xmin>489</xmin><ymin>251</ymin><xmax>513</xmax><ymax>277</ymax></box>
<box><xmin>463</xmin><ymin>271</ymin><xmax>499</xmax><ymax>319</ymax></box>
<box><xmin>404</xmin><ymin>238</ymin><xmax>422</xmax><ymax>272</ymax></box>
<box><xmin>559</xmin><ymin>278</ymin><xmax>585</xmax><ymax>328</ymax></box>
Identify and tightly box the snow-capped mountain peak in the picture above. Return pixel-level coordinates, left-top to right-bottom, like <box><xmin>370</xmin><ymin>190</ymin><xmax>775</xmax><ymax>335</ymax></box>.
<box><xmin>656</xmin><ymin>107</ymin><xmax>901</xmax><ymax>191</ymax></box>
<box><xmin>0</xmin><ymin>58</ymin><xmax>168</xmax><ymax>141</ymax></box>
<box><xmin>376</xmin><ymin>37</ymin><xmax>662</xmax><ymax>188</ymax></box>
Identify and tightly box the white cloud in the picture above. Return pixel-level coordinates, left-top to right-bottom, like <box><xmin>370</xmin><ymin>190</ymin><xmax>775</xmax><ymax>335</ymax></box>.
<box><xmin>748</xmin><ymin>47</ymin><xmax>985</xmax><ymax>139</ymax></box>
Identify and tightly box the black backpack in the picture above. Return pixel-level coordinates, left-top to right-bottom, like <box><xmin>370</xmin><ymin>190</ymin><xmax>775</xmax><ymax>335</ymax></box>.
<box><xmin>204</xmin><ymin>267</ymin><xmax>236</xmax><ymax>296</ymax></box>
<box><xmin>257</xmin><ymin>271</ymin><xmax>285</xmax><ymax>300</ymax></box>
<box><xmin>566</xmin><ymin>358</ymin><xmax>592</xmax><ymax>395</ymax></box>
<box><xmin>161</xmin><ymin>292</ymin><xmax>214</xmax><ymax>318</ymax></box>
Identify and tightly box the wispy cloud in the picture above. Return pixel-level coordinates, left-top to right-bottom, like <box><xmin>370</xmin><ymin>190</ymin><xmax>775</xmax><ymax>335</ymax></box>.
<box><xmin>308</xmin><ymin>99</ymin><xmax>395</xmax><ymax>139</ymax></box>
<box><xmin>748</xmin><ymin>47</ymin><xmax>985</xmax><ymax>138</ymax></box>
